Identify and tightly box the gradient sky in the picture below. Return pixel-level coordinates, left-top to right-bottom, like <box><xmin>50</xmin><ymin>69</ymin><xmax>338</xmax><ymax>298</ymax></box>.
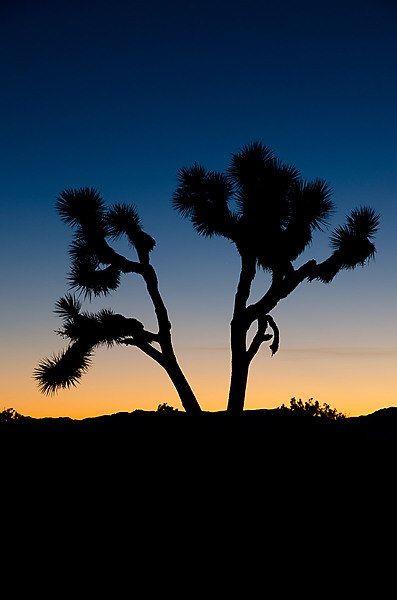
<box><xmin>1</xmin><ymin>0</ymin><xmax>396</xmax><ymax>418</ymax></box>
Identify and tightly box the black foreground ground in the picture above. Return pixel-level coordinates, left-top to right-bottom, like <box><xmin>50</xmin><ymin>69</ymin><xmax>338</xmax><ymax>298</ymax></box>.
<box><xmin>3</xmin><ymin>407</ymin><xmax>396</xmax><ymax>573</ymax></box>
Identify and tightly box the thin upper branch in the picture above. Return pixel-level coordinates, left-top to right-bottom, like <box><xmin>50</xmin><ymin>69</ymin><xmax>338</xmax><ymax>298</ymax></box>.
<box><xmin>120</xmin><ymin>337</ymin><xmax>164</xmax><ymax>364</ymax></box>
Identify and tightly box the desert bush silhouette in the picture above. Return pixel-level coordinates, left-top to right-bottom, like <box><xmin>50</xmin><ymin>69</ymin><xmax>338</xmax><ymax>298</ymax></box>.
<box><xmin>157</xmin><ymin>403</ymin><xmax>179</xmax><ymax>412</ymax></box>
<box><xmin>277</xmin><ymin>398</ymin><xmax>346</xmax><ymax>420</ymax></box>
<box><xmin>0</xmin><ymin>408</ymin><xmax>23</xmax><ymax>423</ymax></box>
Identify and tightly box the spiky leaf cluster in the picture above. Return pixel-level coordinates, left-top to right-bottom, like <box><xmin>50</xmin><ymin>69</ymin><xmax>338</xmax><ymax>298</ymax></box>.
<box><xmin>107</xmin><ymin>203</ymin><xmax>156</xmax><ymax>252</ymax></box>
<box><xmin>173</xmin><ymin>142</ymin><xmax>379</xmax><ymax>279</ymax></box>
<box><xmin>68</xmin><ymin>239</ymin><xmax>121</xmax><ymax>298</ymax></box>
<box><xmin>313</xmin><ymin>206</ymin><xmax>379</xmax><ymax>283</ymax></box>
<box><xmin>55</xmin><ymin>294</ymin><xmax>145</xmax><ymax>347</ymax></box>
<box><xmin>56</xmin><ymin>187</ymin><xmax>107</xmax><ymax>230</ymax></box>
<box><xmin>34</xmin><ymin>342</ymin><xmax>94</xmax><ymax>395</ymax></box>
<box><xmin>34</xmin><ymin>294</ymin><xmax>147</xmax><ymax>393</ymax></box>
<box><xmin>56</xmin><ymin>187</ymin><xmax>155</xmax><ymax>297</ymax></box>
<box><xmin>172</xmin><ymin>143</ymin><xmax>335</xmax><ymax>271</ymax></box>
<box><xmin>172</xmin><ymin>165</ymin><xmax>236</xmax><ymax>239</ymax></box>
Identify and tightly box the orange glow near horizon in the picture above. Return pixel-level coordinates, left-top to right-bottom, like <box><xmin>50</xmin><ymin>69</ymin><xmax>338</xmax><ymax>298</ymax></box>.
<box><xmin>4</xmin><ymin>342</ymin><xmax>396</xmax><ymax>420</ymax></box>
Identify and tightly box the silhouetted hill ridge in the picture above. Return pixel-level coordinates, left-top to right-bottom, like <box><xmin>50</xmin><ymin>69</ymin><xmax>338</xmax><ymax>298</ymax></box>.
<box><xmin>4</xmin><ymin>405</ymin><xmax>397</xmax><ymax>445</ymax></box>
<box><xmin>3</xmin><ymin>407</ymin><xmax>397</xmax><ymax>500</ymax></box>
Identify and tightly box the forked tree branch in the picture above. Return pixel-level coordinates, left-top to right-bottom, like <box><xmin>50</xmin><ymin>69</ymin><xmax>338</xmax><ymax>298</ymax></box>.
<box><xmin>246</xmin><ymin>259</ymin><xmax>317</xmax><ymax>325</ymax></box>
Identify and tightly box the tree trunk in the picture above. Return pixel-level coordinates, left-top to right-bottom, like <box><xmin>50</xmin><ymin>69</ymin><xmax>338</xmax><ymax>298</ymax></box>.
<box><xmin>163</xmin><ymin>356</ymin><xmax>202</xmax><ymax>414</ymax></box>
<box><xmin>226</xmin><ymin>254</ymin><xmax>256</xmax><ymax>414</ymax></box>
<box><xmin>227</xmin><ymin>320</ymin><xmax>249</xmax><ymax>414</ymax></box>
<box><xmin>140</xmin><ymin>262</ymin><xmax>201</xmax><ymax>413</ymax></box>
<box><xmin>227</xmin><ymin>360</ymin><xmax>250</xmax><ymax>414</ymax></box>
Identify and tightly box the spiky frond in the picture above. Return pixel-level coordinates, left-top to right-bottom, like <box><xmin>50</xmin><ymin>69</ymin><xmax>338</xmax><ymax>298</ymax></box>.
<box><xmin>34</xmin><ymin>342</ymin><xmax>94</xmax><ymax>395</ymax></box>
<box><xmin>346</xmin><ymin>206</ymin><xmax>379</xmax><ymax>240</ymax></box>
<box><xmin>54</xmin><ymin>294</ymin><xmax>82</xmax><ymax>319</ymax></box>
<box><xmin>68</xmin><ymin>237</ymin><xmax>94</xmax><ymax>261</ymax></box>
<box><xmin>330</xmin><ymin>225</ymin><xmax>376</xmax><ymax>267</ymax></box>
<box><xmin>288</xmin><ymin>179</ymin><xmax>334</xmax><ymax>232</ymax></box>
<box><xmin>57</xmin><ymin>187</ymin><xmax>117</xmax><ymax>267</ymax></box>
<box><xmin>226</xmin><ymin>142</ymin><xmax>275</xmax><ymax>189</ymax></box>
<box><xmin>228</xmin><ymin>144</ymin><xmax>300</xmax><ymax>228</ymax></box>
<box><xmin>68</xmin><ymin>259</ymin><xmax>121</xmax><ymax>298</ymax></box>
<box><xmin>330</xmin><ymin>205</ymin><xmax>379</xmax><ymax>266</ymax></box>
<box><xmin>106</xmin><ymin>203</ymin><xmax>156</xmax><ymax>253</ymax></box>
<box><xmin>95</xmin><ymin>311</ymin><xmax>145</xmax><ymax>345</ymax></box>
<box><xmin>224</xmin><ymin>144</ymin><xmax>302</xmax><ymax>264</ymax></box>
<box><xmin>106</xmin><ymin>202</ymin><xmax>142</xmax><ymax>239</ymax></box>
<box><xmin>60</xmin><ymin>309</ymin><xmax>125</xmax><ymax>347</ymax></box>
<box><xmin>311</xmin><ymin>205</ymin><xmax>379</xmax><ymax>283</ymax></box>
<box><xmin>278</xmin><ymin>179</ymin><xmax>334</xmax><ymax>262</ymax></box>
<box><xmin>172</xmin><ymin>164</ymin><xmax>209</xmax><ymax>218</ymax></box>
<box><xmin>58</xmin><ymin>309</ymin><xmax>100</xmax><ymax>342</ymax></box>
<box><xmin>67</xmin><ymin>238</ymin><xmax>121</xmax><ymax>298</ymax></box>
<box><xmin>192</xmin><ymin>171</ymin><xmax>236</xmax><ymax>238</ymax></box>
<box><xmin>57</xmin><ymin>303</ymin><xmax>146</xmax><ymax>347</ymax></box>
<box><xmin>172</xmin><ymin>164</ymin><xmax>235</xmax><ymax>238</ymax></box>
<box><xmin>92</xmin><ymin>309</ymin><xmax>123</xmax><ymax>346</ymax></box>
<box><xmin>55</xmin><ymin>188</ymin><xmax>107</xmax><ymax>229</ymax></box>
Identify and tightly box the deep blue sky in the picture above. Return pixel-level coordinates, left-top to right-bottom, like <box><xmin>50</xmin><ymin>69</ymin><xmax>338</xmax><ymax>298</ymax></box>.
<box><xmin>1</xmin><ymin>0</ymin><xmax>396</xmax><ymax>417</ymax></box>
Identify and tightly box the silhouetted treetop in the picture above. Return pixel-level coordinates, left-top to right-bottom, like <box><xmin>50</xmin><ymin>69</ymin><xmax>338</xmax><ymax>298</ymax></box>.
<box><xmin>173</xmin><ymin>142</ymin><xmax>379</xmax><ymax>283</ymax></box>
<box><xmin>55</xmin><ymin>187</ymin><xmax>157</xmax><ymax>298</ymax></box>
<box><xmin>173</xmin><ymin>142</ymin><xmax>340</xmax><ymax>274</ymax></box>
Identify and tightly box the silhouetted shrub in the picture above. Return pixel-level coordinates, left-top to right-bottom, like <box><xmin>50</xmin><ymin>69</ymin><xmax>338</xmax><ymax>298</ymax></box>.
<box><xmin>157</xmin><ymin>402</ymin><xmax>179</xmax><ymax>413</ymax></box>
<box><xmin>0</xmin><ymin>408</ymin><xmax>23</xmax><ymax>423</ymax></box>
<box><xmin>277</xmin><ymin>398</ymin><xmax>345</xmax><ymax>420</ymax></box>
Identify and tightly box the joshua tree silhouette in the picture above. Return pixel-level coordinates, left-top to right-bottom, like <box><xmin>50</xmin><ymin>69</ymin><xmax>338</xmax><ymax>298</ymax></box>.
<box><xmin>34</xmin><ymin>188</ymin><xmax>201</xmax><ymax>413</ymax></box>
<box><xmin>172</xmin><ymin>142</ymin><xmax>379</xmax><ymax>413</ymax></box>
<box><xmin>35</xmin><ymin>143</ymin><xmax>379</xmax><ymax>415</ymax></box>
